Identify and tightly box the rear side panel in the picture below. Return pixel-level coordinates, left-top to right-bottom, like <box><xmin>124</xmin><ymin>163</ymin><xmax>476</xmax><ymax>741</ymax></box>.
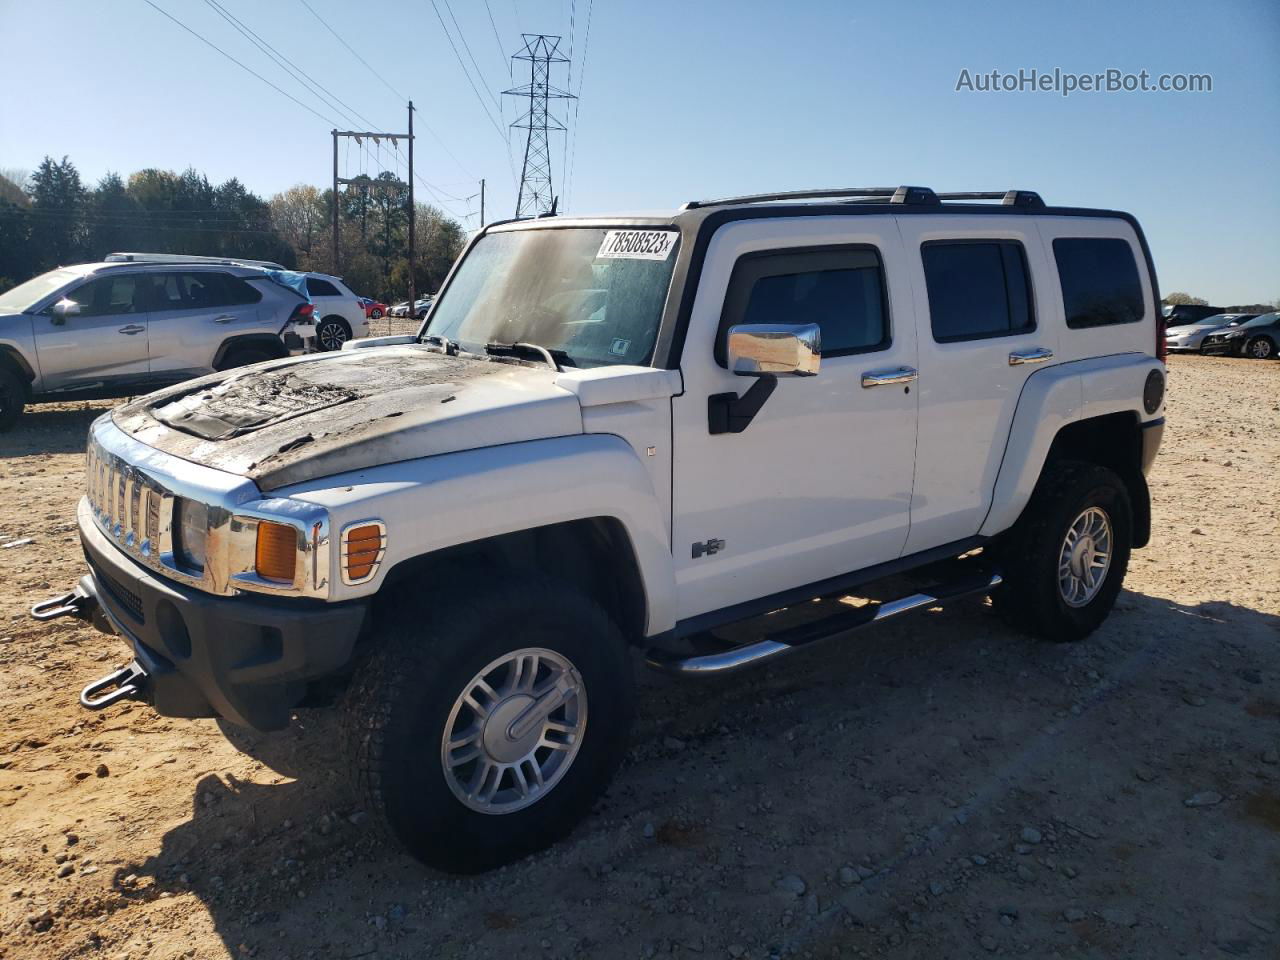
<box><xmin>1032</xmin><ymin>216</ymin><xmax>1159</xmax><ymax>364</ymax></box>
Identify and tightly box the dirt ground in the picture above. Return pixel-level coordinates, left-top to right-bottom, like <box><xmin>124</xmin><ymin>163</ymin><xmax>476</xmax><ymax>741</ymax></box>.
<box><xmin>1</xmin><ymin>353</ymin><xmax>1277</xmax><ymax>960</ymax></box>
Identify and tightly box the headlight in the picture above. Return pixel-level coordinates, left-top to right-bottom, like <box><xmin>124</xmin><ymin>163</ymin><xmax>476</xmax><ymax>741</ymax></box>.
<box><xmin>1225</xmin><ymin>330</ymin><xmax>1246</xmax><ymax>338</ymax></box>
<box><xmin>172</xmin><ymin>498</ymin><xmax>208</xmax><ymax>572</ymax></box>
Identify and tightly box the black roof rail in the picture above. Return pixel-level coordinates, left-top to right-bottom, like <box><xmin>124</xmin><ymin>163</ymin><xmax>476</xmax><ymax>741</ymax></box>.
<box><xmin>682</xmin><ymin>186</ymin><xmax>938</xmax><ymax>210</ymax></box>
<box><xmin>934</xmin><ymin>190</ymin><xmax>1045</xmax><ymax>208</ymax></box>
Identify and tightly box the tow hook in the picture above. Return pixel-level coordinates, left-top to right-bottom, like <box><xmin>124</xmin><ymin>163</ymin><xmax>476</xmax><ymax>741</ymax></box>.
<box><xmin>80</xmin><ymin>661</ymin><xmax>149</xmax><ymax>711</ymax></box>
<box><xmin>30</xmin><ymin>586</ymin><xmax>96</xmax><ymax>622</ymax></box>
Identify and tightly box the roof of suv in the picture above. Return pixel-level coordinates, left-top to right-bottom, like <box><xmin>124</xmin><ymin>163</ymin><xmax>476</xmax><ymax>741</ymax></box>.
<box><xmin>488</xmin><ymin>186</ymin><xmax>1138</xmax><ymax>233</ymax></box>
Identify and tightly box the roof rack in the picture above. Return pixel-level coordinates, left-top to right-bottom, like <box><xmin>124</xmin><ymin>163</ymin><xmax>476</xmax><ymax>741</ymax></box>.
<box><xmin>681</xmin><ymin>186</ymin><xmax>1044</xmax><ymax>211</ymax></box>
<box><xmin>934</xmin><ymin>190</ymin><xmax>1045</xmax><ymax>208</ymax></box>
<box><xmin>104</xmin><ymin>252</ymin><xmax>288</xmax><ymax>270</ymax></box>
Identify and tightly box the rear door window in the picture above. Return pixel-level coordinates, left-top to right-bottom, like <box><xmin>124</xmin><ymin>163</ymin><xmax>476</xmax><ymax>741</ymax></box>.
<box><xmin>921</xmin><ymin>241</ymin><xmax>1034</xmax><ymax>342</ymax></box>
<box><xmin>1052</xmin><ymin>238</ymin><xmax>1144</xmax><ymax>328</ymax></box>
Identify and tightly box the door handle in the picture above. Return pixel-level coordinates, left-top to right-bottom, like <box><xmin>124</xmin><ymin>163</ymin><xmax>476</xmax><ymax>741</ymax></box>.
<box><xmin>212</xmin><ymin>315</ymin><xmax>237</xmax><ymax>324</ymax></box>
<box><xmin>117</xmin><ymin>324</ymin><xmax>145</xmax><ymax>335</ymax></box>
<box><xmin>861</xmin><ymin>366</ymin><xmax>918</xmax><ymax>388</ymax></box>
<box><xmin>1008</xmin><ymin>347</ymin><xmax>1054</xmax><ymax>365</ymax></box>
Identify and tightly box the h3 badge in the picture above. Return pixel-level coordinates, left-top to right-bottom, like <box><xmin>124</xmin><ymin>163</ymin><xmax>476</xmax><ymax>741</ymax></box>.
<box><xmin>691</xmin><ymin>538</ymin><xmax>726</xmax><ymax>559</ymax></box>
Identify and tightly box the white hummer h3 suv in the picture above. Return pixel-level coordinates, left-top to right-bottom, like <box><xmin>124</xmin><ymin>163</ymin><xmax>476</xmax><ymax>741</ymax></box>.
<box><xmin>35</xmin><ymin>186</ymin><xmax>1167</xmax><ymax>872</ymax></box>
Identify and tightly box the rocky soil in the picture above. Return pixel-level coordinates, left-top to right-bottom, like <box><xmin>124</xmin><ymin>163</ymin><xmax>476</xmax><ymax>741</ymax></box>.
<box><xmin>0</xmin><ymin>353</ymin><xmax>1276</xmax><ymax>960</ymax></box>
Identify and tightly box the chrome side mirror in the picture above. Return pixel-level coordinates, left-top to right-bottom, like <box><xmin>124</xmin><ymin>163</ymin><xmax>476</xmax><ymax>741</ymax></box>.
<box><xmin>50</xmin><ymin>299</ymin><xmax>81</xmax><ymax>325</ymax></box>
<box><xmin>726</xmin><ymin>323</ymin><xmax>821</xmax><ymax>377</ymax></box>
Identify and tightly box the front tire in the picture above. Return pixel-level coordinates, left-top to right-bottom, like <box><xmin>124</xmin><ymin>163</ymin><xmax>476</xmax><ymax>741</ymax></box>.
<box><xmin>995</xmin><ymin>461</ymin><xmax>1132</xmax><ymax>643</ymax></box>
<box><xmin>370</xmin><ymin>307</ymin><xmax>383</xmax><ymax>319</ymax></box>
<box><xmin>0</xmin><ymin>364</ymin><xmax>26</xmax><ymax>431</ymax></box>
<box><xmin>343</xmin><ymin>579</ymin><xmax>635</xmax><ymax>872</ymax></box>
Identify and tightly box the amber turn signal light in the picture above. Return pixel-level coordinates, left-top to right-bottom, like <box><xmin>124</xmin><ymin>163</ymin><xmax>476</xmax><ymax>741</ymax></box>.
<box><xmin>255</xmin><ymin>520</ymin><xmax>298</xmax><ymax>583</ymax></box>
<box><xmin>343</xmin><ymin>522</ymin><xmax>385</xmax><ymax>583</ymax></box>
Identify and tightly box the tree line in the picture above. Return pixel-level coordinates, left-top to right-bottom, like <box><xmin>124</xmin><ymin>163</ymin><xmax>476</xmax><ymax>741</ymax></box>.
<box><xmin>0</xmin><ymin>157</ymin><xmax>467</xmax><ymax>303</ymax></box>
<box><xmin>1162</xmin><ymin>292</ymin><xmax>1279</xmax><ymax>313</ymax></box>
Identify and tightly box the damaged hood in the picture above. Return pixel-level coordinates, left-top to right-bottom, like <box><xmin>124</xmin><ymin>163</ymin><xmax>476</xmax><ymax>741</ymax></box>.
<box><xmin>111</xmin><ymin>345</ymin><xmax>582</xmax><ymax>490</ymax></box>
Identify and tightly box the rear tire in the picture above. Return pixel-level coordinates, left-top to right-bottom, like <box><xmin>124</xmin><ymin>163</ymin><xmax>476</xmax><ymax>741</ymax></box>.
<box><xmin>316</xmin><ymin>317</ymin><xmax>353</xmax><ymax>352</ymax></box>
<box><xmin>994</xmin><ymin>460</ymin><xmax>1132</xmax><ymax>643</ymax></box>
<box><xmin>370</xmin><ymin>307</ymin><xmax>383</xmax><ymax>319</ymax></box>
<box><xmin>0</xmin><ymin>364</ymin><xmax>26</xmax><ymax>431</ymax></box>
<box><xmin>343</xmin><ymin>578</ymin><xmax>635</xmax><ymax>873</ymax></box>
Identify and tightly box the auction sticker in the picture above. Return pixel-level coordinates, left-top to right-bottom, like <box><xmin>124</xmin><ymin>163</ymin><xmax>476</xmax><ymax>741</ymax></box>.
<box><xmin>596</xmin><ymin>229</ymin><xmax>678</xmax><ymax>261</ymax></box>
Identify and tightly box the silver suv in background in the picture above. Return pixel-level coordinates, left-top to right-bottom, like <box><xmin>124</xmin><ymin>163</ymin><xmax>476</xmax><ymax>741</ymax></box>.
<box><xmin>0</xmin><ymin>259</ymin><xmax>315</xmax><ymax>429</ymax></box>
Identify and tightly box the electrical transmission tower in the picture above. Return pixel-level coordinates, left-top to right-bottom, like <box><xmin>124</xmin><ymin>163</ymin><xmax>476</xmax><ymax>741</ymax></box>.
<box><xmin>504</xmin><ymin>34</ymin><xmax>575</xmax><ymax>219</ymax></box>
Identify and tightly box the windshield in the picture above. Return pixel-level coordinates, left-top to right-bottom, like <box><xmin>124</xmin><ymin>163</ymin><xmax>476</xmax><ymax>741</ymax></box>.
<box><xmin>423</xmin><ymin>226</ymin><xmax>680</xmax><ymax>368</ymax></box>
<box><xmin>1240</xmin><ymin>312</ymin><xmax>1278</xmax><ymax>328</ymax></box>
<box><xmin>0</xmin><ymin>268</ymin><xmax>80</xmax><ymax>313</ymax></box>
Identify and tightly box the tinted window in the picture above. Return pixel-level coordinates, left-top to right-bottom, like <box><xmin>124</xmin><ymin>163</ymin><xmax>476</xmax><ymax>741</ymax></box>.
<box><xmin>144</xmin><ymin>272</ymin><xmax>254</xmax><ymax>310</ymax></box>
<box><xmin>718</xmin><ymin>247</ymin><xmax>888</xmax><ymax>361</ymax></box>
<box><xmin>223</xmin><ymin>275</ymin><xmax>262</xmax><ymax>305</ymax></box>
<box><xmin>68</xmin><ymin>275</ymin><xmax>145</xmax><ymax>317</ymax></box>
<box><xmin>1053</xmin><ymin>238</ymin><xmax>1144</xmax><ymax>328</ymax></box>
<box><xmin>307</xmin><ymin>278</ymin><xmax>342</xmax><ymax>298</ymax></box>
<box><xmin>921</xmin><ymin>241</ymin><xmax>1034</xmax><ymax>342</ymax></box>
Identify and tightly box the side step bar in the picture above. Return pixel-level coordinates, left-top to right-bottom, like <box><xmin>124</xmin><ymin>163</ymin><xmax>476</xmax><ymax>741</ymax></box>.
<box><xmin>645</xmin><ymin>572</ymin><xmax>1002</xmax><ymax>676</ymax></box>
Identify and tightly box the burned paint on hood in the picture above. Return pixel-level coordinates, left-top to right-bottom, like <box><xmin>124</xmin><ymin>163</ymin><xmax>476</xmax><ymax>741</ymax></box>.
<box><xmin>111</xmin><ymin>344</ymin><xmax>583</xmax><ymax>491</ymax></box>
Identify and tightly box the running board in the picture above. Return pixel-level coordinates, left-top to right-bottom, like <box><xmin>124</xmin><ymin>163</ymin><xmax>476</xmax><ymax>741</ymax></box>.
<box><xmin>645</xmin><ymin>572</ymin><xmax>1003</xmax><ymax>676</ymax></box>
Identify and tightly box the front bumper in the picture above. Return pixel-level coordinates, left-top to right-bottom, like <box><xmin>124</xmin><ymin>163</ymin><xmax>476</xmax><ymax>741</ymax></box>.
<box><xmin>69</xmin><ymin>501</ymin><xmax>366</xmax><ymax>730</ymax></box>
<box><xmin>1199</xmin><ymin>339</ymin><xmax>1240</xmax><ymax>355</ymax></box>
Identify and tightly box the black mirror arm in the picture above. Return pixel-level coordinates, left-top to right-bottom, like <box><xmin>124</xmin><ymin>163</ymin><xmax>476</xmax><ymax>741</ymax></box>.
<box><xmin>707</xmin><ymin>374</ymin><xmax>777</xmax><ymax>435</ymax></box>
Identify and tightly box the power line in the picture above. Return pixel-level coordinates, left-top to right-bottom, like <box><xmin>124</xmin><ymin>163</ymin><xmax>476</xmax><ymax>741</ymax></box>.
<box><xmin>441</xmin><ymin>0</ymin><xmax>501</xmax><ymax>109</ymax></box>
<box><xmin>295</xmin><ymin>0</ymin><xmax>405</xmax><ymax>102</ymax></box>
<box><xmin>483</xmin><ymin>0</ymin><xmax>512</xmax><ymax>79</ymax></box>
<box><xmin>428</xmin><ymin>0</ymin><xmax>509</xmax><ymax>147</ymax></box>
<box><xmin>202</xmin><ymin>0</ymin><xmax>376</xmax><ymax>132</ymax></box>
<box><xmin>141</xmin><ymin>0</ymin><xmax>340</xmax><ymax>128</ymax></box>
<box><xmin>565</xmin><ymin>0</ymin><xmax>593</xmax><ymax>212</ymax></box>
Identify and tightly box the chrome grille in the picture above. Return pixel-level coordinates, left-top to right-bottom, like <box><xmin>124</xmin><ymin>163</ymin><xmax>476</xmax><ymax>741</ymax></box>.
<box><xmin>85</xmin><ymin>436</ymin><xmax>172</xmax><ymax>560</ymax></box>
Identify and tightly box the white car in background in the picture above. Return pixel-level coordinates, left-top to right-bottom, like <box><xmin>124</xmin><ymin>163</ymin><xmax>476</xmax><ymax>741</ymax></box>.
<box><xmin>304</xmin><ymin>273</ymin><xmax>370</xmax><ymax>351</ymax></box>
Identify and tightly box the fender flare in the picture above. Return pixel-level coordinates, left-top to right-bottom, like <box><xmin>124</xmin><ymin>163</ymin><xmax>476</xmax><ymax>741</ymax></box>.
<box><xmin>980</xmin><ymin>354</ymin><xmax>1164</xmax><ymax>539</ymax></box>
<box><xmin>0</xmin><ymin>345</ymin><xmax>36</xmax><ymax>384</ymax></box>
<box><xmin>212</xmin><ymin>334</ymin><xmax>288</xmax><ymax>370</ymax></box>
<box><xmin>281</xmin><ymin>433</ymin><xmax>678</xmax><ymax>635</ymax></box>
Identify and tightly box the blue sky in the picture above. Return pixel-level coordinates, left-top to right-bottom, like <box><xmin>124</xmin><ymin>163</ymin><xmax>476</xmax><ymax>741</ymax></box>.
<box><xmin>1</xmin><ymin>0</ymin><xmax>1276</xmax><ymax>303</ymax></box>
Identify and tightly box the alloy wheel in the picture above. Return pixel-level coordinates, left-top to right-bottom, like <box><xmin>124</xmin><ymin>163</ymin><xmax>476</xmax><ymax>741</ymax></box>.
<box><xmin>1250</xmin><ymin>338</ymin><xmax>1273</xmax><ymax>359</ymax></box>
<box><xmin>317</xmin><ymin>320</ymin><xmax>349</xmax><ymax>351</ymax></box>
<box><xmin>1057</xmin><ymin>506</ymin><xmax>1113</xmax><ymax>607</ymax></box>
<box><xmin>440</xmin><ymin>647</ymin><xmax>587</xmax><ymax>814</ymax></box>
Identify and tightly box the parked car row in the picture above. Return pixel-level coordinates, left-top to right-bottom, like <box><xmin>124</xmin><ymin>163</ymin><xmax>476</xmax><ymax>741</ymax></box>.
<box><xmin>1198</xmin><ymin>312</ymin><xmax>1279</xmax><ymax>359</ymax></box>
<box><xmin>1165</xmin><ymin>310</ymin><xmax>1278</xmax><ymax>358</ymax></box>
<box><xmin>388</xmin><ymin>295</ymin><xmax>434</xmax><ymax>319</ymax></box>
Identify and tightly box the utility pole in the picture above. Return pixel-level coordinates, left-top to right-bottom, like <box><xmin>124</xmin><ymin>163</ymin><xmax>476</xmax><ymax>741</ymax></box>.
<box><xmin>328</xmin><ymin>113</ymin><xmax>414</xmax><ymax>293</ymax></box>
<box><xmin>407</xmin><ymin>100</ymin><xmax>415</xmax><ymax>313</ymax></box>
<box><xmin>479</xmin><ymin>178</ymin><xmax>485</xmax><ymax>228</ymax></box>
<box><xmin>331</xmin><ymin>130</ymin><xmax>339</xmax><ymax>270</ymax></box>
<box><xmin>504</xmin><ymin>35</ymin><xmax>575</xmax><ymax>219</ymax></box>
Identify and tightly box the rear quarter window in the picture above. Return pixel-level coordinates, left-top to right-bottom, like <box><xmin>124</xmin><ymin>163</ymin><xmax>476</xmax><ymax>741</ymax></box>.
<box><xmin>307</xmin><ymin>278</ymin><xmax>342</xmax><ymax>298</ymax></box>
<box><xmin>1053</xmin><ymin>237</ymin><xmax>1144</xmax><ymax>329</ymax></box>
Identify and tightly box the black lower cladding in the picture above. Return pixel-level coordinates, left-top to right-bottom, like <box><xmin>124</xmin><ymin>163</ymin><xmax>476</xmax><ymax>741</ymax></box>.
<box><xmin>81</xmin><ymin>522</ymin><xmax>367</xmax><ymax>731</ymax></box>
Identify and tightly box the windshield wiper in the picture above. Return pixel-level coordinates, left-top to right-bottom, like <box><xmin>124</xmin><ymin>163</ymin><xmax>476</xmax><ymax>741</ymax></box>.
<box><xmin>421</xmin><ymin>333</ymin><xmax>458</xmax><ymax>356</ymax></box>
<box><xmin>484</xmin><ymin>341</ymin><xmax>565</xmax><ymax>371</ymax></box>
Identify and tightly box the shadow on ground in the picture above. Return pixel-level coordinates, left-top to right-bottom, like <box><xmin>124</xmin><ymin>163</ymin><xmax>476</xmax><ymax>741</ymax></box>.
<box><xmin>1</xmin><ymin>402</ymin><xmax>117</xmax><ymax>457</ymax></box>
<box><xmin>119</xmin><ymin>591</ymin><xmax>1280</xmax><ymax>958</ymax></box>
